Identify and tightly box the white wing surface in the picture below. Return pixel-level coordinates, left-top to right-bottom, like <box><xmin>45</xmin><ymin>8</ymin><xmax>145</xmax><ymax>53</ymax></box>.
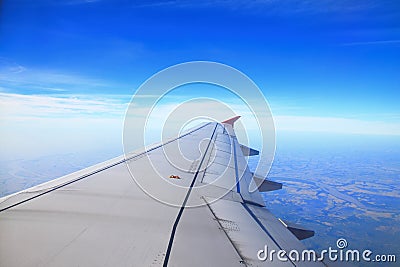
<box><xmin>0</xmin><ymin>119</ymin><xmax>326</xmax><ymax>266</ymax></box>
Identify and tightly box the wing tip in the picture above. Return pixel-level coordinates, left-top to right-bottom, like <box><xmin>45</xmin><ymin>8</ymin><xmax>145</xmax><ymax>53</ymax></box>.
<box><xmin>221</xmin><ymin>116</ymin><xmax>241</xmax><ymax>126</ymax></box>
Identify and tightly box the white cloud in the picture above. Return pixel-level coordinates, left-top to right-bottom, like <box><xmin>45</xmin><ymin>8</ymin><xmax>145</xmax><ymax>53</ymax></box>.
<box><xmin>132</xmin><ymin>0</ymin><xmax>380</xmax><ymax>14</ymax></box>
<box><xmin>0</xmin><ymin>93</ymin><xmax>129</xmax><ymax>160</ymax></box>
<box><xmin>0</xmin><ymin>92</ymin><xmax>398</xmax><ymax>163</ymax></box>
<box><xmin>2</xmin><ymin>93</ymin><xmax>399</xmax><ymax>136</ymax></box>
<box><xmin>340</xmin><ymin>40</ymin><xmax>400</xmax><ymax>46</ymax></box>
<box><xmin>0</xmin><ymin>93</ymin><xmax>129</xmax><ymax>118</ymax></box>
<box><xmin>275</xmin><ymin>115</ymin><xmax>400</xmax><ymax>136</ymax></box>
<box><xmin>0</xmin><ymin>59</ymin><xmax>117</xmax><ymax>93</ymax></box>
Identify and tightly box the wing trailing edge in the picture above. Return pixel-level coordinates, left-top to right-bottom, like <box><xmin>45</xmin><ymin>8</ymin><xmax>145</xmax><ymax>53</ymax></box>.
<box><xmin>252</xmin><ymin>174</ymin><xmax>283</xmax><ymax>192</ymax></box>
<box><xmin>279</xmin><ymin>219</ymin><xmax>315</xmax><ymax>240</ymax></box>
<box><xmin>254</xmin><ymin>178</ymin><xmax>283</xmax><ymax>192</ymax></box>
<box><xmin>239</xmin><ymin>144</ymin><xmax>259</xmax><ymax>156</ymax></box>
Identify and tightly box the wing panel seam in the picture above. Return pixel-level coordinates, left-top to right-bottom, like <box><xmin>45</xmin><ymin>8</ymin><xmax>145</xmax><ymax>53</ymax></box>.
<box><xmin>162</xmin><ymin>124</ymin><xmax>218</xmax><ymax>267</ymax></box>
<box><xmin>241</xmin><ymin>203</ymin><xmax>297</xmax><ymax>267</ymax></box>
<box><xmin>201</xmin><ymin>196</ymin><xmax>248</xmax><ymax>266</ymax></box>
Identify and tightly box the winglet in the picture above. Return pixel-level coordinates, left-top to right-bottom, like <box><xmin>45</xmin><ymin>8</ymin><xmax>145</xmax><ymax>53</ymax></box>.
<box><xmin>222</xmin><ymin>116</ymin><xmax>241</xmax><ymax>126</ymax></box>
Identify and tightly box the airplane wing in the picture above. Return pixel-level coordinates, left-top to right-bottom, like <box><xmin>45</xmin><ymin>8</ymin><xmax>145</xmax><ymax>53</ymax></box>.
<box><xmin>0</xmin><ymin>118</ymin><xmax>326</xmax><ymax>266</ymax></box>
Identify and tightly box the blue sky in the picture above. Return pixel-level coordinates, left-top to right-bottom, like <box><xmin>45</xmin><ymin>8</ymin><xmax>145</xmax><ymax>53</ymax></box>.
<box><xmin>0</xmin><ymin>0</ymin><xmax>400</xmax><ymax>159</ymax></box>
